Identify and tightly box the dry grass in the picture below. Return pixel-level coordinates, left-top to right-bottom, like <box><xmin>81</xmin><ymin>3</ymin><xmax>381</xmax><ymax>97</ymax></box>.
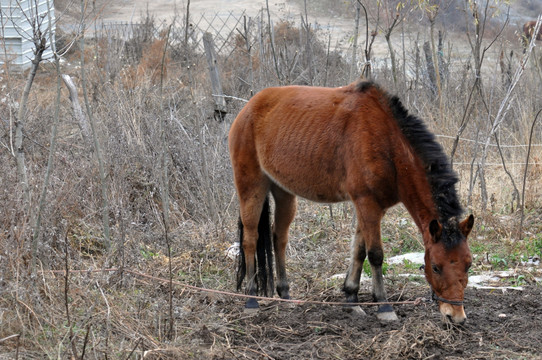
<box><xmin>1</xmin><ymin>1</ymin><xmax>542</xmax><ymax>358</ymax></box>
<box><xmin>1</xmin><ymin>220</ymin><xmax>540</xmax><ymax>359</ymax></box>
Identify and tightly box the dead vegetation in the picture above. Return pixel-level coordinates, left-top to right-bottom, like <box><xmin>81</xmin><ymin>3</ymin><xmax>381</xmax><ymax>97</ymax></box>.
<box><xmin>1</xmin><ymin>0</ymin><xmax>542</xmax><ymax>359</ymax></box>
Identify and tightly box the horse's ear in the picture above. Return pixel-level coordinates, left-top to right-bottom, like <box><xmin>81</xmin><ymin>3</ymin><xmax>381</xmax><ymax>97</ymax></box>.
<box><xmin>429</xmin><ymin>219</ymin><xmax>442</xmax><ymax>241</ymax></box>
<box><xmin>459</xmin><ymin>214</ymin><xmax>474</xmax><ymax>238</ymax></box>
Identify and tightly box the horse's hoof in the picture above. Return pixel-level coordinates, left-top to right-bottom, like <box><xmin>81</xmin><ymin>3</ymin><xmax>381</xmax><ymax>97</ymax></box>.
<box><xmin>342</xmin><ymin>300</ymin><xmax>366</xmax><ymax>316</ymax></box>
<box><xmin>350</xmin><ymin>306</ymin><xmax>367</xmax><ymax>316</ymax></box>
<box><xmin>277</xmin><ymin>286</ymin><xmax>290</xmax><ymax>300</ymax></box>
<box><xmin>243</xmin><ymin>306</ymin><xmax>259</xmax><ymax>314</ymax></box>
<box><xmin>377</xmin><ymin>311</ymin><xmax>398</xmax><ymax>321</ymax></box>
<box><xmin>245</xmin><ymin>298</ymin><xmax>259</xmax><ymax>310</ymax></box>
<box><xmin>376</xmin><ymin>304</ymin><xmax>398</xmax><ymax>322</ymax></box>
<box><xmin>279</xmin><ymin>295</ymin><xmax>296</xmax><ymax>309</ymax></box>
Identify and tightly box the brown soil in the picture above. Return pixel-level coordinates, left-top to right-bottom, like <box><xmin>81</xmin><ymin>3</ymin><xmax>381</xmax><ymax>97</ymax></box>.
<box><xmin>176</xmin><ymin>282</ymin><xmax>541</xmax><ymax>359</ymax></box>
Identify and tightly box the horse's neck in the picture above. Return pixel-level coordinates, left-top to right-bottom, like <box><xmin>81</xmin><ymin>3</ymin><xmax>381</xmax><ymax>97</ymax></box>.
<box><xmin>396</xmin><ymin>156</ymin><xmax>438</xmax><ymax>236</ymax></box>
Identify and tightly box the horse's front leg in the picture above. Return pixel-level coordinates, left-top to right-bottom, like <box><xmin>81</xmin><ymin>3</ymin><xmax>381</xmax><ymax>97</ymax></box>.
<box><xmin>343</xmin><ymin>225</ymin><xmax>366</xmax><ymax>304</ymax></box>
<box><xmin>343</xmin><ymin>223</ymin><xmax>370</xmax><ymax>316</ymax></box>
<box><xmin>368</xmin><ymin>245</ymin><xmax>398</xmax><ymax>321</ymax></box>
<box><xmin>350</xmin><ymin>199</ymin><xmax>398</xmax><ymax>321</ymax></box>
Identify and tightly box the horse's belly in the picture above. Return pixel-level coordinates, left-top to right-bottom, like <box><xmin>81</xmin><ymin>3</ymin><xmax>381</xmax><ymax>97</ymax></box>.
<box><xmin>263</xmin><ymin>167</ymin><xmax>349</xmax><ymax>203</ymax></box>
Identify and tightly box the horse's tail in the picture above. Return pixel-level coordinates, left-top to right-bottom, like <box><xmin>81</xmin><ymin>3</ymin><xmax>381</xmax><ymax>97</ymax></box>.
<box><xmin>236</xmin><ymin>196</ymin><xmax>274</xmax><ymax>296</ymax></box>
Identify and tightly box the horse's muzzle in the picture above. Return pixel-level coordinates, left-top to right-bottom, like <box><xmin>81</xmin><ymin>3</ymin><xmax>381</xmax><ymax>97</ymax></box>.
<box><xmin>440</xmin><ymin>302</ymin><xmax>467</xmax><ymax>324</ymax></box>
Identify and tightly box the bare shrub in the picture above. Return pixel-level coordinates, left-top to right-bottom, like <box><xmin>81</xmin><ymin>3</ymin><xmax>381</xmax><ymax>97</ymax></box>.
<box><xmin>1</xmin><ymin>1</ymin><xmax>542</xmax><ymax>358</ymax></box>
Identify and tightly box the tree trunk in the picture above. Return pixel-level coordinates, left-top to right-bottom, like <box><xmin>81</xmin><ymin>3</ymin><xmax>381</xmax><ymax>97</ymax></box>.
<box><xmin>385</xmin><ymin>33</ymin><xmax>397</xmax><ymax>86</ymax></box>
<box><xmin>16</xmin><ymin>37</ymin><xmax>47</xmax><ymax>208</ymax></box>
<box><xmin>80</xmin><ymin>0</ymin><xmax>110</xmax><ymax>250</ymax></box>
<box><xmin>350</xmin><ymin>1</ymin><xmax>361</xmax><ymax>82</ymax></box>
<box><xmin>429</xmin><ymin>15</ymin><xmax>443</xmax><ymax>119</ymax></box>
<box><xmin>423</xmin><ymin>41</ymin><xmax>437</xmax><ymax>96</ymax></box>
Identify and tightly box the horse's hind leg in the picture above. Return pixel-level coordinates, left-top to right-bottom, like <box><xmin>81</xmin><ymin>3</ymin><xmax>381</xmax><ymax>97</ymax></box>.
<box><xmin>271</xmin><ymin>185</ymin><xmax>297</xmax><ymax>299</ymax></box>
<box><xmin>237</xmin><ymin>178</ymin><xmax>271</xmax><ymax>309</ymax></box>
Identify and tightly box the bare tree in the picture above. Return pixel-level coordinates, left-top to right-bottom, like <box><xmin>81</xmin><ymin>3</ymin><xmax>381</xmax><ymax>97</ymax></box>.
<box><xmin>357</xmin><ymin>0</ymin><xmax>377</xmax><ymax>79</ymax></box>
<box><xmin>31</xmin><ymin>0</ymin><xmax>62</xmax><ymax>272</ymax></box>
<box><xmin>382</xmin><ymin>8</ymin><xmax>401</xmax><ymax>86</ymax></box>
<box><xmin>302</xmin><ymin>0</ymin><xmax>314</xmax><ymax>85</ymax></box>
<box><xmin>236</xmin><ymin>15</ymin><xmax>255</xmax><ymax>96</ymax></box>
<box><xmin>426</xmin><ymin>3</ymin><xmax>442</xmax><ymax>115</ymax></box>
<box><xmin>266</xmin><ymin>0</ymin><xmax>281</xmax><ymax>82</ymax></box>
<box><xmin>350</xmin><ymin>0</ymin><xmax>361</xmax><ymax>82</ymax></box>
<box><xmin>79</xmin><ymin>0</ymin><xmax>111</xmax><ymax>250</ymax></box>
<box><xmin>459</xmin><ymin>0</ymin><xmax>511</xmax><ymax>210</ymax></box>
<box><xmin>368</xmin><ymin>0</ymin><xmax>413</xmax><ymax>87</ymax></box>
<box><xmin>1</xmin><ymin>0</ymin><xmax>54</xmax><ymax>210</ymax></box>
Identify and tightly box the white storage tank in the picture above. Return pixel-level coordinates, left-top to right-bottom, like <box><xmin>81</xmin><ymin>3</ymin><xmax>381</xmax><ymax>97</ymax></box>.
<box><xmin>0</xmin><ymin>0</ymin><xmax>55</xmax><ymax>69</ymax></box>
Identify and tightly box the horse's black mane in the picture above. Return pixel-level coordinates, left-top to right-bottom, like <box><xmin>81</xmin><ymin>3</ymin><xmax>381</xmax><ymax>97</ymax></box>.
<box><xmin>356</xmin><ymin>81</ymin><xmax>463</xmax><ymax>236</ymax></box>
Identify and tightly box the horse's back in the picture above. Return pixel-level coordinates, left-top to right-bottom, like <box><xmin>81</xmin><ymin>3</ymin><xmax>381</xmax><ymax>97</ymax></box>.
<box><xmin>229</xmin><ymin>83</ymin><xmax>400</xmax><ymax>203</ymax></box>
<box><xmin>229</xmin><ymin>84</ymin><xmax>355</xmax><ymax>165</ymax></box>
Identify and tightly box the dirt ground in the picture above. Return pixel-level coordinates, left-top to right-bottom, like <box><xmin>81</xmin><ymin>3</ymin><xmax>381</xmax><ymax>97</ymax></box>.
<box><xmin>161</xmin><ymin>275</ymin><xmax>542</xmax><ymax>359</ymax></box>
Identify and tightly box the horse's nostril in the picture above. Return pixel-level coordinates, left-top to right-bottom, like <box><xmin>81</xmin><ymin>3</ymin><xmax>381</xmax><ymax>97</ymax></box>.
<box><xmin>446</xmin><ymin>314</ymin><xmax>467</xmax><ymax>325</ymax></box>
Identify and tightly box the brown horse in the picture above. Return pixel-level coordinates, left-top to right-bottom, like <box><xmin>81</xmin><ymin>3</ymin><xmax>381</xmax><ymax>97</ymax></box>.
<box><xmin>522</xmin><ymin>20</ymin><xmax>542</xmax><ymax>48</ymax></box>
<box><xmin>229</xmin><ymin>81</ymin><xmax>474</xmax><ymax>324</ymax></box>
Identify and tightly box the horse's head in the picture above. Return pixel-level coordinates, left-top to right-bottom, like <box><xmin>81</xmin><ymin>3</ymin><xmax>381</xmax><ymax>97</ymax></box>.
<box><xmin>424</xmin><ymin>215</ymin><xmax>474</xmax><ymax>324</ymax></box>
<box><xmin>523</xmin><ymin>21</ymin><xmax>542</xmax><ymax>47</ymax></box>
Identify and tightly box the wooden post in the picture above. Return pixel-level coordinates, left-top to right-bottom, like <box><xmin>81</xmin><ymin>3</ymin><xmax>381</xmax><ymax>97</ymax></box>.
<box><xmin>62</xmin><ymin>75</ymin><xmax>90</xmax><ymax>141</ymax></box>
<box><xmin>423</xmin><ymin>41</ymin><xmax>437</xmax><ymax>96</ymax></box>
<box><xmin>202</xmin><ymin>32</ymin><xmax>227</xmax><ymax>120</ymax></box>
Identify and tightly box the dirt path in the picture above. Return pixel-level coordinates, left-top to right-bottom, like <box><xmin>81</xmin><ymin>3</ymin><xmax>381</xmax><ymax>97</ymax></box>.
<box><xmin>93</xmin><ymin>0</ymin><xmax>365</xmax><ymax>54</ymax></box>
<box><xmin>100</xmin><ymin>0</ymin><xmax>301</xmax><ymax>23</ymax></box>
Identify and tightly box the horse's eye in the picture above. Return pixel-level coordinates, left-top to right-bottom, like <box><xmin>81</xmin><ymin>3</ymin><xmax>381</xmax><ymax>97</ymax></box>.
<box><xmin>432</xmin><ymin>265</ymin><xmax>441</xmax><ymax>274</ymax></box>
